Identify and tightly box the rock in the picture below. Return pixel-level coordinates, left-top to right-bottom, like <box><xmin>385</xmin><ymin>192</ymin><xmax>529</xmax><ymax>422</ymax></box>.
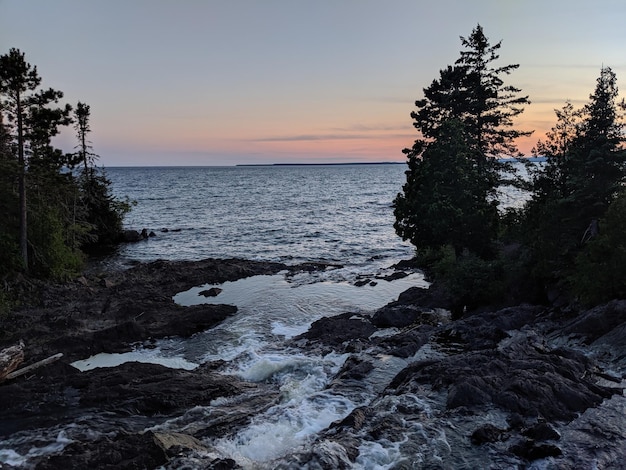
<box><xmin>562</xmin><ymin>299</ymin><xmax>626</xmax><ymax>343</ymax></box>
<box><xmin>372</xmin><ymin>304</ymin><xmax>440</xmax><ymax>328</ymax></box>
<box><xmin>395</xmin><ymin>283</ymin><xmax>453</xmax><ymax>310</ymax></box>
<box><xmin>375</xmin><ymin>326</ymin><xmax>432</xmax><ymax>358</ymax></box>
<box><xmin>153</xmin><ymin>431</ymin><xmax>207</xmax><ymax>455</ymax></box>
<box><xmin>121</xmin><ymin>229</ymin><xmax>142</xmax><ymax>242</ymax></box>
<box><xmin>509</xmin><ymin>438</ymin><xmax>562</xmax><ymax>461</ymax></box>
<box><xmin>354</xmin><ymin>279</ymin><xmax>371</xmax><ymax>287</ymax></box>
<box><xmin>0</xmin><ymin>361</ymin><xmax>250</xmax><ymax>436</ymax></box>
<box><xmin>388</xmin><ymin>320</ymin><xmax>618</xmax><ymax>422</ymax></box>
<box><xmin>34</xmin><ymin>431</ymin><xmax>169</xmax><ymax>470</ymax></box>
<box><xmin>0</xmin><ymin>258</ymin><xmax>289</xmax><ymax>363</ymax></box>
<box><xmin>331</xmin><ymin>407</ymin><xmax>371</xmax><ymax>431</ymax></box>
<box><xmin>331</xmin><ymin>356</ymin><xmax>374</xmax><ymax>383</ymax></box>
<box><xmin>199</xmin><ymin>287</ymin><xmax>223</xmax><ymax>297</ymax></box>
<box><xmin>471</xmin><ymin>424</ymin><xmax>507</xmax><ymax>445</ymax></box>
<box><xmin>447</xmin><ymin>380</ymin><xmax>492</xmax><ymax>409</ymax></box>
<box><xmin>158</xmin><ymin>304</ymin><xmax>237</xmax><ymax>338</ymax></box>
<box><xmin>294</xmin><ymin>312</ymin><xmax>377</xmax><ymax>350</ymax></box>
<box><xmin>522</xmin><ymin>422</ymin><xmax>560</xmax><ymax>441</ymax></box>
<box><xmin>376</xmin><ymin>271</ymin><xmax>408</xmax><ymax>282</ymax></box>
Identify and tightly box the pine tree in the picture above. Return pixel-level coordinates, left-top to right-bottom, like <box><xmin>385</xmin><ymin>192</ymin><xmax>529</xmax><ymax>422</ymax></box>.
<box><xmin>394</xmin><ymin>120</ymin><xmax>497</xmax><ymax>257</ymax></box>
<box><xmin>0</xmin><ymin>48</ymin><xmax>41</xmax><ymax>269</ymax></box>
<box><xmin>73</xmin><ymin>102</ymin><xmax>97</xmax><ymax>176</ymax></box>
<box><xmin>395</xmin><ymin>25</ymin><xmax>530</xmax><ymax>258</ymax></box>
<box><xmin>524</xmin><ymin>67</ymin><xmax>626</xmax><ymax>294</ymax></box>
<box><xmin>71</xmin><ymin>102</ymin><xmax>130</xmax><ymax>250</ymax></box>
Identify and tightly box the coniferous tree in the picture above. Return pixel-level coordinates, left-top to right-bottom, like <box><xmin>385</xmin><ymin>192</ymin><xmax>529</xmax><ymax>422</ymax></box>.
<box><xmin>524</xmin><ymin>66</ymin><xmax>626</xmax><ymax>294</ymax></box>
<box><xmin>74</xmin><ymin>102</ymin><xmax>96</xmax><ymax>176</ymax></box>
<box><xmin>394</xmin><ymin>120</ymin><xmax>497</xmax><ymax>257</ymax></box>
<box><xmin>71</xmin><ymin>102</ymin><xmax>129</xmax><ymax>251</ymax></box>
<box><xmin>0</xmin><ymin>48</ymin><xmax>131</xmax><ymax>279</ymax></box>
<box><xmin>395</xmin><ymin>25</ymin><xmax>530</xmax><ymax>259</ymax></box>
<box><xmin>0</xmin><ymin>48</ymin><xmax>41</xmax><ymax>269</ymax></box>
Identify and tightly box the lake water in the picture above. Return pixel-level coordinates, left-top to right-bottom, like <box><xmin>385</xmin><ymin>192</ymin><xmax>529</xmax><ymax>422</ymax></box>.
<box><xmin>106</xmin><ymin>164</ymin><xmax>414</xmax><ymax>268</ymax></box>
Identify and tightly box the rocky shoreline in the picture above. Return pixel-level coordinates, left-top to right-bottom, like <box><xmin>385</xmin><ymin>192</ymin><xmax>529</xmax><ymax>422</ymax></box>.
<box><xmin>0</xmin><ymin>258</ymin><xmax>625</xmax><ymax>469</ymax></box>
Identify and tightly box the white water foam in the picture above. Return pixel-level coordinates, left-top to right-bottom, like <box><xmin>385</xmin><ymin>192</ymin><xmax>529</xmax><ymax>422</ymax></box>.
<box><xmin>0</xmin><ymin>430</ymin><xmax>73</xmax><ymax>468</ymax></box>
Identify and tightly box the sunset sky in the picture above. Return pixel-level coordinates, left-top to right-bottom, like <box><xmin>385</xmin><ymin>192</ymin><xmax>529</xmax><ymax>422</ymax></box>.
<box><xmin>2</xmin><ymin>0</ymin><xmax>626</xmax><ymax>166</ymax></box>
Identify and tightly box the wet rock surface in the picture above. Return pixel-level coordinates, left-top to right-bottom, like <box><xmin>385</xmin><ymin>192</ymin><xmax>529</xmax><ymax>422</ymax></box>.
<box><xmin>1</xmin><ymin>259</ymin><xmax>625</xmax><ymax>468</ymax></box>
<box><xmin>0</xmin><ymin>259</ymin><xmax>289</xmax><ymax>468</ymax></box>
<box><xmin>291</xmin><ymin>292</ymin><xmax>626</xmax><ymax>468</ymax></box>
<box><xmin>0</xmin><ymin>258</ymin><xmax>287</xmax><ymax>363</ymax></box>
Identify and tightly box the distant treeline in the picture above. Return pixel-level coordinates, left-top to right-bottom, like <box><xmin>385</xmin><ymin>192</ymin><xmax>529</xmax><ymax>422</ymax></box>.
<box><xmin>237</xmin><ymin>162</ymin><xmax>406</xmax><ymax>167</ymax></box>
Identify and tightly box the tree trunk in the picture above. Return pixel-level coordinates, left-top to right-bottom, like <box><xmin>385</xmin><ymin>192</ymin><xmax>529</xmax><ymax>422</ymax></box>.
<box><xmin>17</xmin><ymin>91</ymin><xmax>28</xmax><ymax>270</ymax></box>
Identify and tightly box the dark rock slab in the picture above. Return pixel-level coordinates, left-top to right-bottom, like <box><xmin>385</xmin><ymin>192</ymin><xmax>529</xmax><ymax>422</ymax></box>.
<box><xmin>294</xmin><ymin>312</ymin><xmax>377</xmax><ymax>350</ymax></box>
<box><xmin>0</xmin><ymin>258</ymin><xmax>288</xmax><ymax>363</ymax></box>
<box><xmin>562</xmin><ymin>299</ymin><xmax>626</xmax><ymax>344</ymax></box>
<box><xmin>35</xmin><ymin>430</ymin><xmax>168</xmax><ymax>470</ymax></box>
<box><xmin>374</xmin><ymin>325</ymin><xmax>433</xmax><ymax>358</ymax></box>
<box><xmin>0</xmin><ymin>361</ymin><xmax>244</xmax><ymax>436</ymax></box>
<box><xmin>388</xmin><ymin>337</ymin><xmax>617</xmax><ymax>422</ymax></box>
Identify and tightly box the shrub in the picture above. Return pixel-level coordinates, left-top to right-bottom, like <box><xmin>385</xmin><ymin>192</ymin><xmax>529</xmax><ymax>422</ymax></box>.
<box><xmin>571</xmin><ymin>191</ymin><xmax>626</xmax><ymax>305</ymax></box>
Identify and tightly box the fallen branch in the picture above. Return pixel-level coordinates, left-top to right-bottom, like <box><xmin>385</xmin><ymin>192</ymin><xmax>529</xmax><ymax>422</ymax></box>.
<box><xmin>5</xmin><ymin>353</ymin><xmax>64</xmax><ymax>381</ymax></box>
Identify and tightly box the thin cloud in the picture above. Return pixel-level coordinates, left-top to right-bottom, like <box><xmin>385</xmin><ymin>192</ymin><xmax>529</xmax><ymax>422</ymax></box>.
<box><xmin>329</xmin><ymin>123</ymin><xmax>410</xmax><ymax>132</ymax></box>
<box><xmin>253</xmin><ymin>134</ymin><xmax>383</xmax><ymax>142</ymax></box>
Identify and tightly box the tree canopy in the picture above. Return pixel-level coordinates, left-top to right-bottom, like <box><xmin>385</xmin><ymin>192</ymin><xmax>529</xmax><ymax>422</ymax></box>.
<box><xmin>524</xmin><ymin>66</ymin><xmax>626</xmax><ymax>300</ymax></box>
<box><xmin>395</xmin><ymin>24</ymin><xmax>530</xmax><ymax>259</ymax></box>
<box><xmin>0</xmin><ymin>48</ymin><xmax>130</xmax><ymax>281</ymax></box>
<box><xmin>396</xmin><ymin>26</ymin><xmax>626</xmax><ymax>310</ymax></box>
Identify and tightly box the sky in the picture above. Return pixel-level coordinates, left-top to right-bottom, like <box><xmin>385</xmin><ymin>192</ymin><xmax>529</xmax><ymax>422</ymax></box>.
<box><xmin>2</xmin><ymin>0</ymin><xmax>626</xmax><ymax>166</ymax></box>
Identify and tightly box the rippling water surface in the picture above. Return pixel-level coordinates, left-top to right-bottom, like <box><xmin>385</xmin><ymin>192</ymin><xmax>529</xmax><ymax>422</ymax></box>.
<box><xmin>107</xmin><ymin>164</ymin><xmax>413</xmax><ymax>266</ymax></box>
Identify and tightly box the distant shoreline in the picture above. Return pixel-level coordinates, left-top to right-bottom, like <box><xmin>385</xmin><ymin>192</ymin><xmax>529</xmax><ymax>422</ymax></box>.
<box><xmin>236</xmin><ymin>162</ymin><xmax>406</xmax><ymax>167</ymax></box>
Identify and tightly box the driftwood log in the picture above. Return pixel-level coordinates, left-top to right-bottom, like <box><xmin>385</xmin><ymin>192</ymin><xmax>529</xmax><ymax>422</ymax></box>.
<box><xmin>6</xmin><ymin>353</ymin><xmax>63</xmax><ymax>380</ymax></box>
<box><xmin>0</xmin><ymin>341</ymin><xmax>25</xmax><ymax>382</ymax></box>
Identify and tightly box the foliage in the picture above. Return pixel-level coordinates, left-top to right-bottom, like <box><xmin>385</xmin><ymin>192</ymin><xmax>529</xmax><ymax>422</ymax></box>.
<box><xmin>28</xmin><ymin>205</ymin><xmax>84</xmax><ymax>279</ymax></box>
<box><xmin>570</xmin><ymin>191</ymin><xmax>626</xmax><ymax>305</ymax></box>
<box><xmin>72</xmin><ymin>103</ymin><xmax>130</xmax><ymax>251</ymax></box>
<box><xmin>395</xmin><ymin>25</ymin><xmax>532</xmax><ymax>311</ymax></box>
<box><xmin>523</xmin><ymin>67</ymin><xmax>626</xmax><ymax>289</ymax></box>
<box><xmin>80</xmin><ymin>169</ymin><xmax>133</xmax><ymax>252</ymax></box>
<box><xmin>394</xmin><ymin>120</ymin><xmax>498</xmax><ymax>257</ymax></box>
<box><xmin>0</xmin><ymin>48</ymin><xmax>130</xmax><ymax>280</ymax></box>
<box><xmin>396</xmin><ymin>28</ymin><xmax>626</xmax><ymax>311</ymax></box>
<box><xmin>396</xmin><ymin>25</ymin><xmax>530</xmax><ymax>261</ymax></box>
<box><xmin>0</xmin><ymin>48</ymin><xmax>42</xmax><ymax>267</ymax></box>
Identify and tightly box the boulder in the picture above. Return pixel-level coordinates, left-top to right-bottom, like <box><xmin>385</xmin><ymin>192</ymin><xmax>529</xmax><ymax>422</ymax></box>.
<box><xmin>295</xmin><ymin>312</ymin><xmax>377</xmax><ymax>350</ymax></box>
<box><xmin>199</xmin><ymin>287</ymin><xmax>223</xmax><ymax>297</ymax></box>
<box><xmin>471</xmin><ymin>424</ymin><xmax>508</xmax><ymax>445</ymax></box>
<box><xmin>121</xmin><ymin>229</ymin><xmax>142</xmax><ymax>242</ymax></box>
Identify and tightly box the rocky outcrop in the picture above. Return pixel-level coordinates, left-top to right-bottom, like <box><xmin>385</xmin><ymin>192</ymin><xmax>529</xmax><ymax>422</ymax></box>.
<box><xmin>294</xmin><ymin>312</ymin><xmax>377</xmax><ymax>353</ymax></box>
<box><xmin>291</xmin><ymin>291</ymin><xmax>626</xmax><ymax>468</ymax></box>
<box><xmin>0</xmin><ymin>258</ymin><xmax>287</xmax><ymax>362</ymax></box>
<box><xmin>1</xmin><ymin>259</ymin><xmax>625</xmax><ymax>469</ymax></box>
